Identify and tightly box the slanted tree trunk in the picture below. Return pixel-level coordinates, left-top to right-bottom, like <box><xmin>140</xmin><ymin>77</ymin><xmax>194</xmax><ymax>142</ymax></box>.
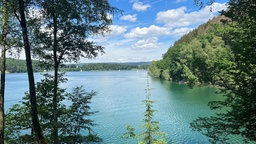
<box><xmin>0</xmin><ymin>0</ymin><xmax>8</xmax><ymax>143</ymax></box>
<box><xmin>51</xmin><ymin>1</ymin><xmax>59</xmax><ymax>143</ymax></box>
<box><xmin>18</xmin><ymin>0</ymin><xmax>47</xmax><ymax>143</ymax></box>
<box><xmin>52</xmin><ymin>9</ymin><xmax>59</xmax><ymax>144</ymax></box>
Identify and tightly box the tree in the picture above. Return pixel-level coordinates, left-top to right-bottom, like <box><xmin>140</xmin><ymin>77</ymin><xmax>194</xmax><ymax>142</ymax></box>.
<box><xmin>191</xmin><ymin>0</ymin><xmax>256</xmax><ymax>142</ymax></box>
<box><xmin>1</xmin><ymin>1</ymin><xmax>24</xmax><ymax>141</ymax></box>
<box><xmin>60</xmin><ymin>86</ymin><xmax>101</xmax><ymax>143</ymax></box>
<box><xmin>5</xmin><ymin>73</ymin><xmax>66</xmax><ymax>143</ymax></box>
<box><xmin>5</xmin><ymin>75</ymin><xmax>99</xmax><ymax>143</ymax></box>
<box><xmin>148</xmin><ymin>61</ymin><xmax>163</xmax><ymax>78</ymax></box>
<box><xmin>122</xmin><ymin>77</ymin><xmax>167</xmax><ymax>144</ymax></box>
<box><xmin>29</xmin><ymin>1</ymin><xmax>119</xmax><ymax>143</ymax></box>
<box><xmin>0</xmin><ymin>0</ymin><xmax>8</xmax><ymax>143</ymax></box>
<box><xmin>148</xmin><ymin>16</ymin><xmax>233</xmax><ymax>85</ymax></box>
<box><xmin>5</xmin><ymin>99</ymin><xmax>32</xmax><ymax>143</ymax></box>
<box><xmin>35</xmin><ymin>73</ymin><xmax>67</xmax><ymax>141</ymax></box>
<box><xmin>11</xmin><ymin>0</ymin><xmax>47</xmax><ymax>143</ymax></box>
<box><xmin>140</xmin><ymin>93</ymin><xmax>166</xmax><ymax>144</ymax></box>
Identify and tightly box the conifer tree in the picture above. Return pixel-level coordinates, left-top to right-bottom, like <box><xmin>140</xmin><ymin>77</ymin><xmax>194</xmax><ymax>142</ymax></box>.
<box><xmin>123</xmin><ymin>77</ymin><xmax>167</xmax><ymax>144</ymax></box>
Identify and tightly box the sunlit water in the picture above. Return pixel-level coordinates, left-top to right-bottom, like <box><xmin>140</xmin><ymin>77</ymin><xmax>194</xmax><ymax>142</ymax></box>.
<box><xmin>5</xmin><ymin>70</ymin><xmax>239</xmax><ymax>143</ymax></box>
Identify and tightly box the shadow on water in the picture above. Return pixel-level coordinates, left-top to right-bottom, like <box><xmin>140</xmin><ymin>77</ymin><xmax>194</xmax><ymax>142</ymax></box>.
<box><xmin>6</xmin><ymin>71</ymin><xmax>246</xmax><ymax>144</ymax></box>
<box><xmin>149</xmin><ymin>78</ymin><xmax>225</xmax><ymax>144</ymax></box>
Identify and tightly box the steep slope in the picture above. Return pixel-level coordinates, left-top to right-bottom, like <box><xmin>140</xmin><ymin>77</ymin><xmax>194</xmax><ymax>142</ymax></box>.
<box><xmin>149</xmin><ymin>16</ymin><xmax>234</xmax><ymax>85</ymax></box>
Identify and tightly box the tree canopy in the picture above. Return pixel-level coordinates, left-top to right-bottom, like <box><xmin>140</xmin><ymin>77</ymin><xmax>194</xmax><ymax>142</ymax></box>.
<box><xmin>149</xmin><ymin>0</ymin><xmax>256</xmax><ymax>142</ymax></box>
<box><xmin>5</xmin><ymin>74</ymin><xmax>100</xmax><ymax>143</ymax></box>
<box><xmin>191</xmin><ymin>0</ymin><xmax>256</xmax><ymax>142</ymax></box>
<box><xmin>148</xmin><ymin>16</ymin><xmax>234</xmax><ymax>86</ymax></box>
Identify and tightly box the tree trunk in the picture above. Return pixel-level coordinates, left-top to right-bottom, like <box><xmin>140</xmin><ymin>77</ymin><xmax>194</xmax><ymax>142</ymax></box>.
<box><xmin>18</xmin><ymin>0</ymin><xmax>47</xmax><ymax>143</ymax></box>
<box><xmin>53</xmin><ymin>59</ymin><xmax>59</xmax><ymax>144</ymax></box>
<box><xmin>52</xmin><ymin>2</ymin><xmax>59</xmax><ymax>143</ymax></box>
<box><xmin>0</xmin><ymin>0</ymin><xmax>8</xmax><ymax>143</ymax></box>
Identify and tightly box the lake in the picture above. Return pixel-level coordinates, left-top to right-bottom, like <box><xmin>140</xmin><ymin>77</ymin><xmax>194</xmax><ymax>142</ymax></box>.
<box><xmin>4</xmin><ymin>70</ymin><xmax>234</xmax><ymax>143</ymax></box>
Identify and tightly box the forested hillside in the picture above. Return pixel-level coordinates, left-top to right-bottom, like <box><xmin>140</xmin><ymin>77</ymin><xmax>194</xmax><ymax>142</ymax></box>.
<box><xmin>1</xmin><ymin>0</ymin><xmax>255</xmax><ymax>143</ymax></box>
<box><xmin>149</xmin><ymin>16</ymin><xmax>233</xmax><ymax>85</ymax></box>
<box><xmin>2</xmin><ymin>58</ymin><xmax>43</xmax><ymax>73</ymax></box>
<box><xmin>2</xmin><ymin>58</ymin><xmax>149</xmax><ymax>73</ymax></box>
<box><xmin>62</xmin><ymin>62</ymin><xmax>149</xmax><ymax>71</ymax></box>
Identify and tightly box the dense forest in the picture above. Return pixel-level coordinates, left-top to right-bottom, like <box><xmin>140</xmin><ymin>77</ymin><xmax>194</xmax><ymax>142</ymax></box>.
<box><xmin>2</xmin><ymin>58</ymin><xmax>43</xmax><ymax>73</ymax></box>
<box><xmin>148</xmin><ymin>16</ymin><xmax>233</xmax><ymax>86</ymax></box>
<box><xmin>0</xmin><ymin>0</ymin><xmax>121</xmax><ymax>143</ymax></box>
<box><xmin>1</xmin><ymin>58</ymin><xmax>149</xmax><ymax>73</ymax></box>
<box><xmin>1</xmin><ymin>0</ymin><xmax>255</xmax><ymax>143</ymax></box>
<box><xmin>149</xmin><ymin>1</ymin><xmax>256</xmax><ymax>143</ymax></box>
<box><xmin>62</xmin><ymin>62</ymin><xmax>150</xmax><ymax>71</ymax></box>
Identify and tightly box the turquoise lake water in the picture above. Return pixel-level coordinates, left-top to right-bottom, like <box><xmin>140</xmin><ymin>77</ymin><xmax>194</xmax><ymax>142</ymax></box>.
<box><xmin>5</xmin><ymin>70</ymin><xmax>239</xmax><ymax>143</ymax></box>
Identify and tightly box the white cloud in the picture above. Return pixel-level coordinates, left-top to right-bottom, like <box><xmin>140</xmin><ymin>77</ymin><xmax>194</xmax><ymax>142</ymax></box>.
<box><xmin>132</xmin><ymin>37</ymin><xmax>159</xmax><ymax>49</ymax></box>
<box><xmin>125</xmin><ymin>25</ymin><xmax>170</xmax><ymax>39</ymax></box>
<box><xmin>120</xmin><ymin>14</ymin><xmax>137</xmax><ymax>22</ymax></box>
<box><xmin>132</xmin><ymin>2</ymin><xmax>151</xmax><ymax>12</ymax></box>
<box><xmin>108</xmin><ymin>25</ymin><xmax>127</xmax><ymax>36</ymax></box>
<box><xmin>82</xmin><ymin>2</ymin><xmax>228</xmax><ymax>63</ymax></box>
<box><xmin>86</xmin><ymin>39</ymin><xmax>166</xmax><ymax>62</ymax></box>
<box><xmin>171</xmin><ymin>27</ymin><xmax>193</xmax><ymax>37</ymax></box>
<box><xmin>156</xmin><ymin>2</ymin><xmax>227</xmax><ymax>28</ymax></box>
<box><xmin>156</xmin><ymin>7</ymin><xmax>187</xmax><ymax>27</ymax></box>
<box><xmin>88</xmin><ymin>25</ymin><xmax>127</xmax><ymax>43</ymax></box>
<box><xmin>210</xmin><ymin>2</ymin><xmax>227</xmax><ymax>12</ymax></box>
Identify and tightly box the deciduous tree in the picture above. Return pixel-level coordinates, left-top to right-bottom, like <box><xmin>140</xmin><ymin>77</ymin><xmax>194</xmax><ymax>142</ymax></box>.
<box><xmin>30</xmin><ymin>1</ymin><xmax>119</xmax><ymax>143</ymax></box>
<box><xmin>13</xmin><ymin>0</ymin><xmax>47</xmax><ymax>143</ymax></box>
<box><xmin>191</xmin><ymin>0</ymin><xmax>256</xmax><ymax>142</ymax></box>
<box><xmin>60</xmin><ymin>86</ymin><xmax>100</xmax><ymax>143</ymax></box>
<box><xmin>0</xmin><ymin>0</ymin><xmax>8</xmax><ymax>143</ymax></box>
<box><xmin>5</xmin><ymin>74</ymin><xmax>99</xmax><ymax>143</ymax></box>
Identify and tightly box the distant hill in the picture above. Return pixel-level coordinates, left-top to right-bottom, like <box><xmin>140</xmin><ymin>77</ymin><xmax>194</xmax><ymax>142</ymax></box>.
<box><xmin>2</xmin><ymin>58</ymin><xmax>43</xmax><ymax>73</ymax></box>
<box><xmin>148</xmin><ymin>16</ymin><xmax>233</xmax><ymax>85</ymax></box>
<box><xmin>61</xmin><ymin>62</ymin><xmax>150</xmax><ymax>71</ymax></box>
<box><xmin>2</xmin><ymin>58</ymin><xmax>150</xmax><ymax>73</ymax></box>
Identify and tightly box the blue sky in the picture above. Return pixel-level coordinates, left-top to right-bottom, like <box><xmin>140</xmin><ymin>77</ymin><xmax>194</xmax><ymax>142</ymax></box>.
<box><xmin>85</xmin><ymin>0</ymin><xmax>228</xmax><ymax>63</ymax></box>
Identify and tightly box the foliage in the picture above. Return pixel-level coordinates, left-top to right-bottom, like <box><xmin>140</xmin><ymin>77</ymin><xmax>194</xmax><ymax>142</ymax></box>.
<box><xmin>2</xmin><ymin>58</ymin><xmax>149</xmax><ymax>73</ymax></box>
<box><xmin>0</xmin><ymin>58</ymin><xmax>43</xmax><ymax>73</ymax></box>
<box><xmin>122</xmin><ymin>78</ymin><xmax>167</xmax><ymax>144</ymax></box>
<box><xmin>189</xmin><ymin>0</ymin><xmax>256</xmax><ymax>143</ymax></box>
<box><xmin>22</xmin><ymin>1</ymin><xmax>119</xmax><ymax>142</ymax></box>
<box><xmin>5</xmin><ymin>74</ymin><xmax>99</xmax><ymax>143</ymax></box>
<box><xmin>148</xmin><ymin>16</ymin><xmax>234</xmax><ymax>86</ymax></box>
<box><xmin>5</xmin><ymin>96</ymin><xmax>33</xmax><ymax>143</ymax></box>
<box><xmin>149</xmin><ymin>1</ymin><xmax>256</xmax><ymax>142</ymax></box>
<box><xmin>12</xmin><ymin>0</ymin><xmax>48</xmax><ymax>142</ymax></box>
<box><xmin>62</xmin><ymin>62</ymin><xmax>149</xmax><ymax>72</ymax></box>
<box><xmin>5</xmin><ymin>73</ymin><xmax>66</xmax><ymax>142</ymax></box>
<box><xmin>148</xmin><ymin>61</ymin><xmax>163</xmax><ymax>79</ymax></box>
<box><xmin>31</xmin><ymin>0</ymin><xmax>120</xmax><ymax>68</ymax></box>
<box><xmin>0</xmin><ymin>0</ymin><xmax>23</xmax><ymax>52</ymax></box>
<box><xmin>60</xmin><ymin>86</ymin><xmax>101</xmax><ymax>143</ymax></box>
<box><xmin>1</xmin><ymin>1</ymin><xmax>24</xmax><ymax>141</ymax></box>
<box><xmin>0</xmin><ymin>0</ymin><xmax>8</xmax><ymax>142</ymax></box>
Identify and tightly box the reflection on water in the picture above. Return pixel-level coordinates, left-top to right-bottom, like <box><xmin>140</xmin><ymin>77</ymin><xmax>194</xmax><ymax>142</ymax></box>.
<box><xmin>5</xmin><ymin>70</ymin><xmax>228</xmax><ymax>143</ymax></box>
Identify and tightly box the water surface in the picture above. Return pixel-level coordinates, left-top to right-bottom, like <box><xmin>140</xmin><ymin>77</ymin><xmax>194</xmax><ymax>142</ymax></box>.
<box><xmin>6</xmin><ymin>70</ymin><xmax>224</xmax><ymax>143</ymax></box>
